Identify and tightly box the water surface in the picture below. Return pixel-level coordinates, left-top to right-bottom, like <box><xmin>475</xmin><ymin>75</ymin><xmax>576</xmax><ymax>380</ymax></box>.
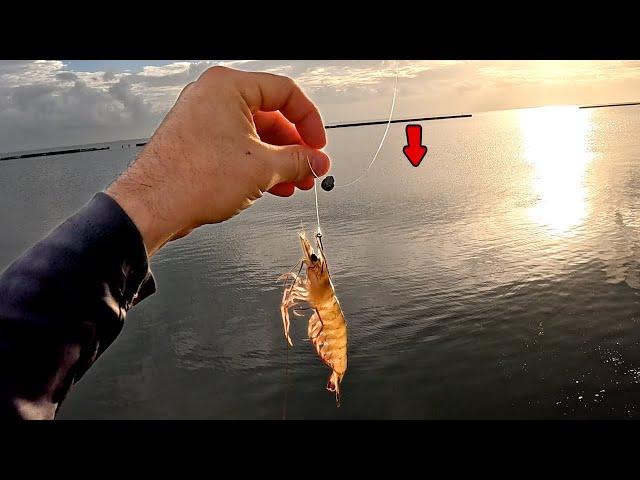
<box><xmin>1</xmin><ymin>106</ymin><xmax>639</xmax><ymax>419</ymax></box>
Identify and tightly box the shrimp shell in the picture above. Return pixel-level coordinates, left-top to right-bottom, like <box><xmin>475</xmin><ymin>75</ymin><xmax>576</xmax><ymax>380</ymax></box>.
<box><xmin>280</xmin><ymin>231</ymin><xmax>348</xmax><ymax>405</ymax></box>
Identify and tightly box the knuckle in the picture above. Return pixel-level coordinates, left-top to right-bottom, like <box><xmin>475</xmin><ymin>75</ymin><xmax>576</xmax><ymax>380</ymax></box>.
<box><xmin>283</xmin><ymin>75</ymin><xmax>297</xmax><ymax>91</ymax></box>
<box><xmin>179</xmin><ymin>81</ymin><xmax>196</xmax><ymax>97</ymax></box>
<box><xmin>200</xmin><ymin>65</ymin><xmax>232</xmax><ymax>83</ymax></box>
<box><xmin>291</xmin><ymin>148</ymin><xmax>305</xmax><ymax>179</ymax></box>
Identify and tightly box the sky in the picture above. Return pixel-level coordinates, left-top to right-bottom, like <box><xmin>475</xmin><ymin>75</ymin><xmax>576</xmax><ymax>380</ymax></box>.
<box><xmin>1</xmin><ymin>60</ymin><xmax>639</xmax><ymax>153</ymax></box>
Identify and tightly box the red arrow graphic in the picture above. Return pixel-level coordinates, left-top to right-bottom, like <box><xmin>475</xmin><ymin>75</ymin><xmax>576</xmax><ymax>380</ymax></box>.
<box><xmin>403</xmin><ymin>124</ymin><xmax>428</xmax><ymax>167</ymax></box>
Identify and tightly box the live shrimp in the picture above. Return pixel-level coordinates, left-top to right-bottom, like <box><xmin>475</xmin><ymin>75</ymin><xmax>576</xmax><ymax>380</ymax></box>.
<box><xmin>280</xmin><ymin>231</ymin><xmax>348</xmax><ymax>405</ymax></box>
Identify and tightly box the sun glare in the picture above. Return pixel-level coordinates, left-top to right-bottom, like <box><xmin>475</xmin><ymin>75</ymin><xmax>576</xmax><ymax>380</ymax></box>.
<box><xmin>519</xmin><ymin>106</ymin><xmax>594</xmax><ymax>236</ymax></box>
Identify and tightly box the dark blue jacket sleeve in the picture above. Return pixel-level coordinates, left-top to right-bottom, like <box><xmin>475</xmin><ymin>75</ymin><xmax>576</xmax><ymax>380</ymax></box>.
<box><xmin>0</xmin><ymin>192</ymin><xmax>155</xmax><ymax>419</ymax></box>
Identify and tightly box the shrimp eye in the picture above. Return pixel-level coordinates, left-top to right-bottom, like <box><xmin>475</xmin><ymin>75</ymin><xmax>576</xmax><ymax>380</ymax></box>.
<box><xmin>310</xmin><ymin>254</ymin><xmax>318</xmax><ymax>262</ymax></box>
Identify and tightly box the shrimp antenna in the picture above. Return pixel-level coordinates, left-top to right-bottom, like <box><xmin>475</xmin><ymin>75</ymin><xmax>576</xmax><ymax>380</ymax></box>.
<box><xmin>284</xmin><ymin>260</ymin><xmax>304</xmax><ymax>297</ymax></box>
<box><xmin>278</xmin><ymin>258</ymin><xmax>302</xmax><ymax>283</ymax></box>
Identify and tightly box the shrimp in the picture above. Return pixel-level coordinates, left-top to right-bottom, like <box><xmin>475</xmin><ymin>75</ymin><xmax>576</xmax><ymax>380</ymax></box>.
<box><xmin>280</xmin><ymin>231</ymin><xmax>348</xmax><ymax>405</ymax></box>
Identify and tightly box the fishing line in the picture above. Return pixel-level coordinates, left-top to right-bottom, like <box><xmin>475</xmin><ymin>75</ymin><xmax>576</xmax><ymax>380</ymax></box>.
<box><xmin>282</xmin><ymin>341</ymin><xmax>290</xmax><ymax>420</ymax></box>
<box><xmin>284</xmin><ymin>61</ymin><xmax>399</xmax><ymax>413</ymax></box>
<box><xmin>304</xmin><ymin>156</ymin><xmax>323</xmax><ymax>235</ymax></box>
<box><xmin>305</xmin><ymin>60</ymin><xmax>400</xmax><ymax>234</ymax></box>
<box><xmin>333</xmin><ymin>62</ymin><xmax>399</xmax><ymax>189</ymax></box>
<box><xmin>313</xmin><ymin>173</ymin><xmax>322</xmax><ymax>235</ymax></box>
<box><xmin>307</xmin><ymin>60</ymin><xmax>400</xmax><ymax>191</ymax></box>
<box><xmin>281</xmin><ymin>258</ymin><xmax>304</xmax><ymax>420</ymax></box>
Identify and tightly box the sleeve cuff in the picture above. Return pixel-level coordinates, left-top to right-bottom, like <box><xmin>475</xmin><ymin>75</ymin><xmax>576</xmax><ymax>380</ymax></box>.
<box><xmin>87</xmin><ymin>192</ymin><xmax>157</xmax><ymax>307</ymax></box>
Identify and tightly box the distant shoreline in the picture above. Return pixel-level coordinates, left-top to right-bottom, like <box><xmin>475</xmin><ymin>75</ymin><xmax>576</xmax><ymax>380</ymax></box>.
<box><xmin>0</xmin><ymin>139</ymin><xmax>147</xmax><ymax>162</ymax></box>
<box><xmin>2</xmin><ymin>102</ymin><xmax>637</xmax><ymax>162</ymax></box>
<box><xmin>579</xmin><ymin>102</ymin><xmax>640</xmax><ymax>110</ymax></box>
<box><xmin>0</xmin><ymin>146</ymin><xmax>111</xmax><ymax>161</ymax></box>
<box><xmin>1</xmin><ymin>115</ymin><xmax>476</xmax><ymax>161</ymax></box>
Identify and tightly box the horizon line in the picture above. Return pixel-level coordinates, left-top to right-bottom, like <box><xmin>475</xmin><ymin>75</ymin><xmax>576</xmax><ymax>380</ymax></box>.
<box><xmin>2</xmin><ymin>101</ymin><xmax>639</xmax><ymax>161</ymax></box>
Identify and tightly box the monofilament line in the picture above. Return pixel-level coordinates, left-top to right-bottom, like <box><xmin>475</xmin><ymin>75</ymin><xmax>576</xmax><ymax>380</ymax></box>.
<box><xmin>304</xmin><ymin>60</ymin><xmax>399</xmax><ymax>234</ymax></box>
<box><xmin>306</xmin><ymin>155</ymin><xmax>322</xmax><ymax>236</ymax></box>
<box><xmin>334</xmin><ymin>61</ymin><xmax>399</xmax><ymax>189</ymax></box>
<box><xmin>313</xmin><ymin>177</ymin><xmax>321</xmax><ymax>235</ymax></box>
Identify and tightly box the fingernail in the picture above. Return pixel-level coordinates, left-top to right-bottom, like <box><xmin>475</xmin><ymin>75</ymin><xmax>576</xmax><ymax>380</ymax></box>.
<box><xmin>312</xmin><ymin>153</ymin><xmax>330</xmax><ymax>177</ymax></box>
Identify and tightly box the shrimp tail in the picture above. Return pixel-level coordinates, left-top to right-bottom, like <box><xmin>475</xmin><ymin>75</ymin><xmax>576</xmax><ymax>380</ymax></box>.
<box><xmin>326</xmin><ymin>370</ymin><xmax>342</xmax><ymax>406</ymax></box>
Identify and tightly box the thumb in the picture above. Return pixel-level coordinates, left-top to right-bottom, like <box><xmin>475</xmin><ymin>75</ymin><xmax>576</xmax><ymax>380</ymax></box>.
<box><xmin>262</xmin><ymin>143</ymin><xmax>331</xmax><ymax>187</ymax></box>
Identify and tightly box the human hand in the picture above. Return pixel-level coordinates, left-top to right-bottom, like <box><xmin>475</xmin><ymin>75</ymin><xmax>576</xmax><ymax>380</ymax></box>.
<box><xmin>106</xmin><ymin>66</ymin><xmax>331</xmax><ymax>256</ymax></box>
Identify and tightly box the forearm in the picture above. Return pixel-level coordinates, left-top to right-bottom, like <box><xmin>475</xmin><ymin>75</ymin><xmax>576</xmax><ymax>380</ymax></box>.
<box><xmin>0</xmin><ymin>192</ymin><xmax>155</xmax><ymax>419</ymax></box>
<box><xmin>0</xmin><ymin>67</ymin><xmax>329</xmax><ymax>419</ymax></box>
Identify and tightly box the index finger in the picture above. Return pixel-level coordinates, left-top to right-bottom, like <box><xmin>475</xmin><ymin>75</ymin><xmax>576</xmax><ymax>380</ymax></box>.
<box><xmin>239</xmin><ymin>71</ymin><xmax>327</xmax><ymax>149</ymax></box>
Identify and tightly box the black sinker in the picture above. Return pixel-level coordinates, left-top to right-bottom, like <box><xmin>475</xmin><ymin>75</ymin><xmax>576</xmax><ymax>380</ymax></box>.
<box><xmin>321</xmin><ymin>176</ymin><xmax>335</xmax><ymax>191</ymax></box>
<box><xmin>310</xmin><ymin>254</ymin><xmax>318</xmax><ymax>262</ymax></box>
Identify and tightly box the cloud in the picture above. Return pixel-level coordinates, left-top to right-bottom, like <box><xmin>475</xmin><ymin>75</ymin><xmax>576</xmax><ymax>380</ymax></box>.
<box><xmin>0</xmin><ymin>60</ymin><xmax>66</xmax><ymax>87</ymax></box>
<box><xmin>108</xmin><ymin>78</ymin><xmax>153</xmax><ymax>123</ymax></box>
<box><xmin>0</xmin><ymin>62</ymin><xmax>158</xmax><ymax>153</ymax></box>
<box><xmin>55</xmin><ymin>71</ymin><xmax>78</xmax><ymax>83</ymax></box>
<box><xmin>0</xmin><ymin>60</ymin><xmax>639</xmax><ymax>153</ymax></box>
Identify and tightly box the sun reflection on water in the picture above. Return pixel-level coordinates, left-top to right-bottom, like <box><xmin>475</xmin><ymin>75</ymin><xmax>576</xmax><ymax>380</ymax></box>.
<box><xmin>519</xmin><ymin>106</ymin><xmax>594</xmax><ymax>236</ymax></box>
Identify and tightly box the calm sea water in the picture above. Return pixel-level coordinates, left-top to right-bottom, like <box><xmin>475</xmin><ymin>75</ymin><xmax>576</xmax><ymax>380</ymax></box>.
<box><xmin>1</xmin><ymin>106</ymin><xmax>639</xmax><ymax>419</ymax></box>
